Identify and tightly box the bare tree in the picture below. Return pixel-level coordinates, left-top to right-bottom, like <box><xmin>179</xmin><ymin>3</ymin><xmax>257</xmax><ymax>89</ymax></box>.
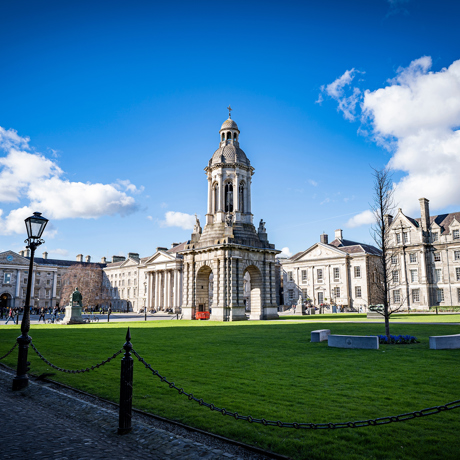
<box><xmin>60</xmin><ymin>264</ymin><xmax>108</xmax><ymax>309</ymax></box>
<box><xmin>370</xmin><ymin>167</ymin><xmax>405</xmax><ymax>339</ymax></box>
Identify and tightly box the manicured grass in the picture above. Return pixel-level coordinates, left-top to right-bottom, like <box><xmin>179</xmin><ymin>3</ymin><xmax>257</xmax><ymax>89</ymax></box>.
<box><xmin>1</xmin><ymin>320</ymin><xmax>460</xmax><ymax>459</ymax></box>
<box><xmin>281</xmin><ymin>313</ymin><xmax>460</xmax><ymax>323</ymax></box>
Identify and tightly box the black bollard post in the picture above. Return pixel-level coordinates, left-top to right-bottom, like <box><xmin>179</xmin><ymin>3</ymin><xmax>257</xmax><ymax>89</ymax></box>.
<box><xmin>118</xmin><ymin>327</ymin><xmax>133</xmax><ymax>435</ymax></box>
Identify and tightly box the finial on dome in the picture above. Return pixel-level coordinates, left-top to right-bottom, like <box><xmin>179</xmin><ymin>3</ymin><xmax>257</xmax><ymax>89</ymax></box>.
<box><xmin>227</xmin><ymin>105</ymin><xmax>232</xmax><ymax>119</ymax></box>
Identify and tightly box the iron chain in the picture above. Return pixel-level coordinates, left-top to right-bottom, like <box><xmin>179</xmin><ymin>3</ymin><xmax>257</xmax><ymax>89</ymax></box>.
<box><xmin>132</xmin><ymin>348</ymin><xmax>460</xmax><ymax>430</ymax></box>
<box><xmin>0</xmin><ymin>342</ymin><xmax>17</xmax><ymax>360</ymax></box>
<box><xmin>30</xmin><ymin>341</ymin><xmax>123</xmax><ymax>374</ymax></box>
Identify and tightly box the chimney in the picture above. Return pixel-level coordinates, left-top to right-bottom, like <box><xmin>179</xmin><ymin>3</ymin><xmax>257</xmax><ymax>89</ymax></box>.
<box><xmin>156</xmin><ymin>247</ymin><xmax>168</xmax><ymax>252</ymax></box>
<box><xmin>42</xmin><ymin>251</ymin><xmax>48</xmax><ymax>259</ymax></box>
<box><xmin>419</xmin><ymin>198</ymin><xmax>430</xmax><ymax>233</ymax></box>
<box><xmin>335</xmin><ymin>229</ymin><xmax>343</xmax><ymax>241</ymax></box>
<box><xmin>128</xmin><ymin>252</ymin><xmax>140</xmax><ymax>260</ymax></box>
<box><xmin>320</xmin><ymin>233</ymin><xmax>328</xmax><ymax>244</ymax></box>
<box><xmin>19</xmin><ymin>250</ymin><xmax>24</xmax><ymax>257</ymax></box>
<box><xmin>85</xmin><ymin>255</ymin><xmax>91</xmax><ymax>263</ymax></box>
<box><xmin>76</xmin><ymin>254</ymin><xmax>83</xmax><ymax>262</ymax></box>
<box><xmin>384</xmin><ymin>214</ymin><xmax>393</xmax><ymax>228</ymax></box>
<box><xmin>101</xmin><ymin>257</ymin><xmax>107</xmax><ymax>264</ymax></box>
<box><xmin>25</xmin><ymin>249</ymin><xmax>30</xmax><ymax>257</ymax></box>
<box><xmin>112</xmin><ymin>255</ymin><xmax>126</xmax><ymax>263</ymax></box>
<box><xmin>171</xmin><ymin>243</ymin><xmax>179</xmax><ymax>248</ymax></box>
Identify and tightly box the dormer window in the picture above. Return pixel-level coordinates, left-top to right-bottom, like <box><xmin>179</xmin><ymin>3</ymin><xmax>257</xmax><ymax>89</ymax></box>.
<box><xmin>432</xmin><ymin>232</ymin><xmax>439</xmax><ymax>242</ymax></box>
<box><xmin>453</xmin><ymin>229</ymin><xmax>459</xmax><ymax>239</ymax></box>
<box><xmin>396</xmin><ymin>233</ymin><xmax>401</xmax><ymax>244</ymax></box>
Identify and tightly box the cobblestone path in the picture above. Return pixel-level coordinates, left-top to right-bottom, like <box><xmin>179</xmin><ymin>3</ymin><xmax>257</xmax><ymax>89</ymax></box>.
<box><xmin>0</xmin><ymin>367</ymin><xmax>274</xmax><ymax>460</ymax></box>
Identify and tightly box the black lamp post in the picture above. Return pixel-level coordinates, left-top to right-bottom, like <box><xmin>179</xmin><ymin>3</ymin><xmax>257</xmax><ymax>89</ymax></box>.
<box><xmin>12</xmin><ymin>212</ymin><xmax>48</xmax><ymax>391</ymax></box>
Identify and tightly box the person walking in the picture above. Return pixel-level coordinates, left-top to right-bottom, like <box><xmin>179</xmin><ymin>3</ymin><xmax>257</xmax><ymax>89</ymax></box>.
<box><xmin>38</xmin><ymin>307</ymin><xmax>46</xmax><ymax>322</ymax></box>
<box><xmin>107</xmin><ymin>306</ymin><xmax>112</xmax><ymax>322</ymax></box>
<box><xmin>5</xmin><ymin>308</ymin><xmax>14</xmax><ymax>324</ymax></box>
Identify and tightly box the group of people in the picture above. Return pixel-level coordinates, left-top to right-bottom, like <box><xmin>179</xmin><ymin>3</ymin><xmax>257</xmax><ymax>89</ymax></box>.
<box><xmin>2</xmin><ymin>307</ymin><xmax>22</xmax><ymax>324</ymax></box>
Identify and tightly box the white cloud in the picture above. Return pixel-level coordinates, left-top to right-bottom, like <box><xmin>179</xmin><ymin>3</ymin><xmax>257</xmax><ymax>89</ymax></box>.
<box><xmin>346</xmin><ymin>210</ymin><xmax>375</xmax><ymax>228</ymax></box>
<box><xmin>0</xmin><ymin>126</ymin><xmax>141</xmax><ymax>235</ymax></box>
<box><xmin>48</xmin><ymin>248</ymin><xmax>69</xmax><ymax>257</ymax></box>
<box><xmin>320</xmin><ymin>69</ymin><xmax>363</xmax><ymax>121</ymax></box>
<box><xmin>320</xmin><ymin>197</ymin><xmax>331</xmax><ymax>205</ymax></box>
<box><xmin>146</xmin><ymin>215</ymin><xmax>153</xmax><ymax>221</ymax></box>
<box><xmin>161</xmin><ymin>211</ymin><xmax>196</xmax><ymax>230</ymax></box>
<box><xmin>308</xmin><ymin>179</ymin><xmax>318</xmax><ymax>186</ymax></box>
<box><xmin>322</xmin><ymin>56</ymin><xmax>460</xmax><ymax>223</ymax></box>
<box><xmin>277</xmin><ymin>247</ymin><xmax>292</xmax><ymax>258</ymax></box>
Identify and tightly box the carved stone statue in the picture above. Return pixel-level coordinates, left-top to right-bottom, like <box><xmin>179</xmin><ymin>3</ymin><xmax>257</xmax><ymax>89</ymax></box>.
<box><xmin>297</xmin><ymin>295</ymin><xmax>303</xmax><ymax>307</ymax></box>
<box><xmin>193</xmin><ymin>214</ymin><xmax>202</xmax><ymax>234</ymax></box>
<box><xmin>258</xmin><ymin>219</ymin><xmax>266</xmax><ymax>233</ymax></box>
<box><xmin>225</xmin><ymin>212</ymin><xmax>234</xmax><ymax>227</ymax></box>
<box><xmin>71</xmin><ymin>287</ymin><xmax>83</xmax><ymax>307</ymax></box>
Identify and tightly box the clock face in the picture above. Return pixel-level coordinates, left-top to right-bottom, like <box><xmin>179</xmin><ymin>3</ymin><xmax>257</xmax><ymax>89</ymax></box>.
<box><xmin>6</xmin><ymin>255</ymin><xmax>13</xmax><ymax>262</ymax></box>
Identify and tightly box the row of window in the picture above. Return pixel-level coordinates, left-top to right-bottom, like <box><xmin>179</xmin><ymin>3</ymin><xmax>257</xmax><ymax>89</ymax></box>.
<box><xmin>288</xmin><ymin>267</ymin><xmax>362</xmax><ymax>283</ymax></box>
<box><xmin>392</xmin><ymin>288</ymin><xmax>460</xmax><ymax>304</ymax></box>
<box><xmin>110</xmin><ymin>272</ymin><xmax>138</xmax><ymax>279</ymax></box>
<box><xmin>394</xmin><ymin>229</ymin><xmax>460</xmax><ymax>245</ymax></box>
<box><xmin>392</xmin><ymin>267</ymin><xmax>460</xmax><ymax>283</ymax></box>
<box><xmin>391</xmin><ymin>250</ymin><xmax>460</xmax><ymax>264</ymax></box>
<box><xmin>288</xmin><ymin>286</ymin><xmax>362</xmax><ymax>301</ymax></box>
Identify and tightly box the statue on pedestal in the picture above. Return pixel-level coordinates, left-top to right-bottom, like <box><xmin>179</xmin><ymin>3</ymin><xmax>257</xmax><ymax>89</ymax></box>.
<box><xmin>62</xmin><ymin>287</ymin><xmax>85</xmax><ymax>325</ymax></box>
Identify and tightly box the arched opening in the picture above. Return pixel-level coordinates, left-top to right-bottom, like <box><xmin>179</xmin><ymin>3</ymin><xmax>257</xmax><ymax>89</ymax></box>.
<box><xmin>0</xmin><ymin>292</ymin><xmax>12</xmax><ymax>311</ymax></box>
<box><xmin>225</xmin><ymin>182</ymin><xmax>233</xmax><ymax>212</ymax></box>
<box><xmin>226</xmin><ymin>131</ymin><xmax>231</xmax><ymax>140</ymax></box>
<box><xmin>244</xmin><ymin>265</ymin><xmax>262</xmax><ymax>319</ymax></box>
<box><xmin>233</xmin><ymin>132</ymin><xmax>237</xmax><ymax>140</ymax></box>
<box><xmin>239</xmin><ymin>182</ymin><xmax>245</xmax><ymax>213</ymax></box>
<box><xmin>195</xmin><ymin>265</ymin><xmax>213</xmax><ymax>319</ymax></box>
<box><xmin>221</xmin><ymin>133</ymin><xmax>225</xmax><ymax>141</ymax></box>
<box><xmin>243</xmin><ymin>271</ymin><xmax>250</xmax><ymax>312</ymax></box>
<box><xmin>213</xmin><ymin>183</ymin><xmax>219</xmax><ymax>213</ymax></box>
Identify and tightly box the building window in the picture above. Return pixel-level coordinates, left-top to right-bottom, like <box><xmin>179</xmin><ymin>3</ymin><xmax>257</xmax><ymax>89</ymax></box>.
<box><xmin>36</xmin><ymin>279</ymin><xmax>40</xmax><ymax>285</ymax></box>
<box><xmin>458</xmin><ymin>288</ymin><xmax>460</xmax><ymax>303</ymax></box>
<box><xmin>333</xmin><ymin>267</ymin><xmax>340</xmax><ymax>280</ymax></box>
<box><xmin>435</xmin><ymin>269</ymin><xmax>442</xmax><ymax>283</ymax></box>
<box><xmin>24</xmin><ymin>278</ymin><xmax>27</xmax><ymax>284</ymax></box>
<box><xmin>355</xmin><ymin>286</ymin><xmax>362</xmax><ymax>298</ymax></box>
<box><xmin>410</xmin><ymin>270</ymin><xmax>418</xmax><ymax>283</ymax></box>
<box><xmin>3</xmin><ymin>273</ymin><xmax>11</xmax><ymax>284</ymax></box>
<box><xmin>391</xmin><ymin>255</ymin><xmax>398</xmax><ymax>264</ymax></box>
<box><xmin>403</xmin><ymin>232</ymin><xmax>409</xmax><ymax>244</ymax></box>
<box><xmin>396</xmin><ymin>233</ymin><xmax>401</xmax><ymax>244</ymax></box>
<box><xmin>288</xmin><ymin>272</ymin><xmax>293</xmax><ymax>281</ymax></box>
<box><xmin>333</xmin><ymin>286</ymin><xmax>340</xmax><ymax>298</ymax></box>
<box><xmin>409</xmin><ymin>253</ymin><xmax>417</xmax><ymax>263</ymax></box>
<box><xmin>453</xmin><ymin>230</ymin><xmax>460</xmax><ymax>239</ymax></box>
<box><xmin>437</xmin><ymin>288</ymin><xmax>444</xmax><ymax>303</ymax></box>
<box><xmin>46</xmin><ymin>279</ymin><xmax>51</xmax><ymax>285</ymax></box>
<box><xmin>134</xmin><ymin>288</ymin><xmax>137</xmax><ymax>296</ymax></box>
<box><xmin>432</xmin><ymin>232</ymin><xmax>439</xmax><ymax>242</ymax></box>
<box><xmin>354</xmin><ymin>266</ymin><xmax>361</xmax><ymax>278</ymax></box>
<box><xmin>288</xmin><ymin>289</ymin><xmax>294</xmax><ymax>300</ymax></box>
<box><xmin>412</xmin><ymin>289</ymin><xmax>420</xmax><ymax>303</ymax></box>
<box><xmin>144</xmin><ymin>284</ymin><xmax>147</xmax><ymax>295</ymax></box>
<box><xmin>22</xmin><ymin>289</ymin><xmax>26</xmax><ymax>297</ymax></box>
<box><xmin>127</xmin><ymin>288</ymin><xmax>130</xmax><ymax>298</ymax></box>
<box><xmin>134</xmin><ymin>279</ymin><xmax>137</xmax><ymax>285</ymax></box>
<box><xmin>45</xmin><ymin>290</ymin><xmax>50</xmax><ymax>298</ymax></box>
<box><xmin>392</xmin><ymin>270</ymin><xmax>399</xmax><ymax>283</ymax></box>
<box><xmin>455</xmin><ymin>251</ymin><xmax>460</xmax><ymax>261</ymax></box>
<box><xmin>301</xmin><ymin>270</ymin><xmax>307</xmax><ymax>282</ymax></box>
<box><xmin>317</xmin><ymin>269</ymin><xmax>323</xmax><ymax>282</ymax></box>
<box><xmin>393</xmin><ymin>290</ymin><xmax>401</xmax><ymax>303</ymax></box>
<box><xmin>456</xmin><ymin>267</ymin><xmax>460</xmax><ymax>281</ymax></box>
<box><xmin>318</xmin><ymin>292</ymin><xmax>324</xmax><ymax>304</ymax></box>
<box><xmin>434</xmin><ymin>252</ymin><xmax>441</xmax><ymax>262</ymax></box>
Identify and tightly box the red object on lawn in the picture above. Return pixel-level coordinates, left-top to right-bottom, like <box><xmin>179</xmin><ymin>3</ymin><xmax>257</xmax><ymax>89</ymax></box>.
<box><xmin>195</xmin><ymin>311</ymin><xmax>210</xmax><ymax>320</ymax></box>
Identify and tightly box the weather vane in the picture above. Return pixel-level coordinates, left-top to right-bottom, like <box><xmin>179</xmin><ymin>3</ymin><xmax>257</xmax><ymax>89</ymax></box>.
<box><xmin>227</xmin><ymin>105</ymin><xmax>232</xmax><ymax>118</ymax></box>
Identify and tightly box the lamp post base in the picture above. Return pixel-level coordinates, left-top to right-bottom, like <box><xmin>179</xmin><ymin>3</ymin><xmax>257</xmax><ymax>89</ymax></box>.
<box><xmin>12</xmin><ymin>334</ymin><xmax>31</xmax><ymax>391</ymax></box>
<box><xmin>12</xmin><ymin>375</ymin><xmax>29</xmax><ymax>391</ymax></box>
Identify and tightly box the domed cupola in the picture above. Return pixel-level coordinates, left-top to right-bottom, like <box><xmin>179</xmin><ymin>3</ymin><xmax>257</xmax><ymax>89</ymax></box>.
<box><xmin>219</xmin><ymin>106</ymin><xmax>240</xmax><ymax>146</ymax></box>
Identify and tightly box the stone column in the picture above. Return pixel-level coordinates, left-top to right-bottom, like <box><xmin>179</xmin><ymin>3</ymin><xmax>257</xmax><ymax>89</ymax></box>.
<box><xmin>218</xmin><ymin>174</ymin><xmax>223</xmax><ymax>212</ymax></box>
<box><xmin>207</xmin><ymin>177</ymin><xmax>212</xmax><ymax>215</ymax></box>
<box><xmin>247</xmin><ymin>178</ymin><xmax>252</xmax><ymax>214</ymax></box>
<box><xmin>233</xmin><ymin>176</ymin><xmax>239</xmax><ymax>212</ymax></box>
<box><xmin>163</xmin><ymin>271</ymin><xmax>168</xmax><ymax>310</ymax></box>
<box><xmin>179</xmin><ymin>269</ymin><xmax>183</xmax><ymax>307</ymax></box>
<box><xmin>51</xmin><ymin>271</ymin><xmax>57</xmax><ymax>307</ymax></box>
<box><xmin>153</xmin><ymin>272</ymin><xmax>157</xmax><ymax>309</ymax></box>
<box><xmin>15</xmin><ymin>269</ymin><xmax>21</xmax><ymax>297</ymax></box>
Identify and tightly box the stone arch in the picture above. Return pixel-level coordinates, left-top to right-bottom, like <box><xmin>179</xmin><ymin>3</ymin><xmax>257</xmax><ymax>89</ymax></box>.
<box><xmin>243</xmin><ymin>264</ymin><xmax>262</xmax><ymax>319</ymax></box>
<box><xmin>0</xmin><ymin>292</ymin><xmax>12</xmax><ymax>311</ymax></box>
<box><xmin>195</xmin><ymin>265</ymin><xmax>213</xmax><ymax>315</ymax></box>
<box><xmin>226</xmin><ymin>131</ymin><xmax>232</xmax><ymax>140</ymax></box>
<box><xmin>221</xmin><ymin>133</ymin><xmax>225</xmax><ymax>141</ymax></box>
<box><xmin>233</xmin><ymin>132</ymin><xmax>237</xmax><ymax>140</ymax></box>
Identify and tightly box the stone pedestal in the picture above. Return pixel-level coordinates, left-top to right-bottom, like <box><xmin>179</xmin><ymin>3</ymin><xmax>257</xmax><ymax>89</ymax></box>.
<box><xmin>61</xmin><ymin>305</ymin><xmax>85</xmax><ymax>324</ymax></box>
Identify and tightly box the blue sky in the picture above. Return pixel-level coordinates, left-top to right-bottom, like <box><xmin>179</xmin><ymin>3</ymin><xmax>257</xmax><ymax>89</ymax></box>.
<box><xmin>1</xmin><ymin>0</ymin><xmax>460</xmax><ymax>261</ymax></box>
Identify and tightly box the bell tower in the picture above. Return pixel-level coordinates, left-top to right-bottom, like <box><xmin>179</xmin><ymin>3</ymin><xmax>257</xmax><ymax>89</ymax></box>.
<box><xmin>180</xmin><ymin>109</ymin><xmax>280</xmax><ymax>321</ymax></box>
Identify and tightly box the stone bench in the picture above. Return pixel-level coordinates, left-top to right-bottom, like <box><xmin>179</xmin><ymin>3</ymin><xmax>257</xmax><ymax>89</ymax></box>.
<box><xmin>311</xmin><ymin>329</ymin><xmax>330</xmax><ymax>342</ymax></box>
<box><xmin>429</xmin><ymin>334</ymin><xmax>460</xmax><ymax>349</ymax></box>
<box><xmin>328</xmin><ymin>335</ymin><xmax>379</xmax><ymax>350</ymax></box>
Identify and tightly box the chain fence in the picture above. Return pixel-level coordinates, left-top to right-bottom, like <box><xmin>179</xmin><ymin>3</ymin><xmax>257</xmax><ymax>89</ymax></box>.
<box><xmin>30</xmin><ymin>341</ymin><xmax>123</xmax><ymax>374</ymax></box>
<box><xmin>0</xmin><ymin>342</ymin><xmax>17</xmax><ymax>360</ymax></box>
<box><xmin>132</xmin><ymin>348</ymin><xmax>460</xmax><ymax>430</ymax></box>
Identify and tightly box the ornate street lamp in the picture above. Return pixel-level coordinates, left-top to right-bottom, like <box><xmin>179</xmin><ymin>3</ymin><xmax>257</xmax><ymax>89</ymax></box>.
<box><xmin>12</xmin><ymin>212</ymin><xmax>48</xmax><ymax>391</ymax></box>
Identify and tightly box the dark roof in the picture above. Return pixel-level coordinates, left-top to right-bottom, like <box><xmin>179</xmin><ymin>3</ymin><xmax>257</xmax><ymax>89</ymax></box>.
<box><xmin>329</xmin><ymin>239</ymin><xmax>381</xmax><ymax>256</ymax></box>
<box><xmin>167</xmin><ymin>242</ymin><xmax>187</xmax><ymax>253</ymax></box>
<box><xmin>29</xmin><ymin>257</ymin><xmax>106</xmax><ymax>268</ymax></box>
<box><xmin>409</xmin><ymin>211</ymin><xmax>460</xmax><ymax>235</ymax></box>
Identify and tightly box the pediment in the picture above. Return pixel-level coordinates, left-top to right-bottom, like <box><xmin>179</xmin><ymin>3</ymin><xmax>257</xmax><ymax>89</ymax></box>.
<box><xmin>144</xmin><ymin>251</ymin><xmax>176</xmax><ymax>265</ymax></box>
<box><xmin>0</xmin><ymin>250</ymin><xmax>31</xmax><ymax>266</ymax></box>
<box><xmin>119</xmin><ymin>258</ymin><xmax>140</xmax><ymax>268</ymax></box>
<box><xmin>295</xmin><ymin>243</ymin><xmax>346</xmax><ymax>261</ymax></box>
<box><xmin>450</xmin><ymin>217</ymin><xmax>460</xmax><ymax>228</ymax></box>
<box><xmin>391</xmin><ymin>213</ymin><xmax>417</xmax><ymax>230</ymax></box>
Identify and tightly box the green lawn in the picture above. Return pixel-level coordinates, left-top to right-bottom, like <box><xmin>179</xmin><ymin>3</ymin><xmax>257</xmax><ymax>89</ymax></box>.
<box><xmin>1</xmin><ymin>320</ymin><xmax>460</xmax><ymax>460</ymax></box>
<box><xmin>281</xmin><ymin>313</ymin><xmax>460</xmax><ymax>323</ymax></box>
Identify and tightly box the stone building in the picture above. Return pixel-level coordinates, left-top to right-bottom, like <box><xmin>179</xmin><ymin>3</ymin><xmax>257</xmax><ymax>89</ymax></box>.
<box><xmin>279</xmin><ymin>229</ymin><xmax>381</xmax><ymax>313</ymax></box>
<box><xmin>103</xmin><ymin>111</ymin><xmax>280</xmax><ymax>320</ymax></box>
<box><xmin>0</xmin><ymin>250</ymin><xmax>106</xmax><ymax>311</ymax></box>
<box><xmin>387</xmin><ymin>198</ymin><xmax>460</xmax><ymax>310</ymax></box>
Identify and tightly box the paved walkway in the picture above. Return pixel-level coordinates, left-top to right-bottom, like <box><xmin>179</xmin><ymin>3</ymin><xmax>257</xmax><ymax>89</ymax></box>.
<box><xmin>0</xmin><ymin>366</ymin><xmax>272</xmax><ymax>460</ymax></box>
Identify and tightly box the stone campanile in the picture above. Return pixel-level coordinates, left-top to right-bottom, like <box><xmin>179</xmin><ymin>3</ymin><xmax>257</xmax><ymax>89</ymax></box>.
<box><xmin>179</xmin><ymin>109</ymin><xmax>280</xmax><ymax>321</ymax></box>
